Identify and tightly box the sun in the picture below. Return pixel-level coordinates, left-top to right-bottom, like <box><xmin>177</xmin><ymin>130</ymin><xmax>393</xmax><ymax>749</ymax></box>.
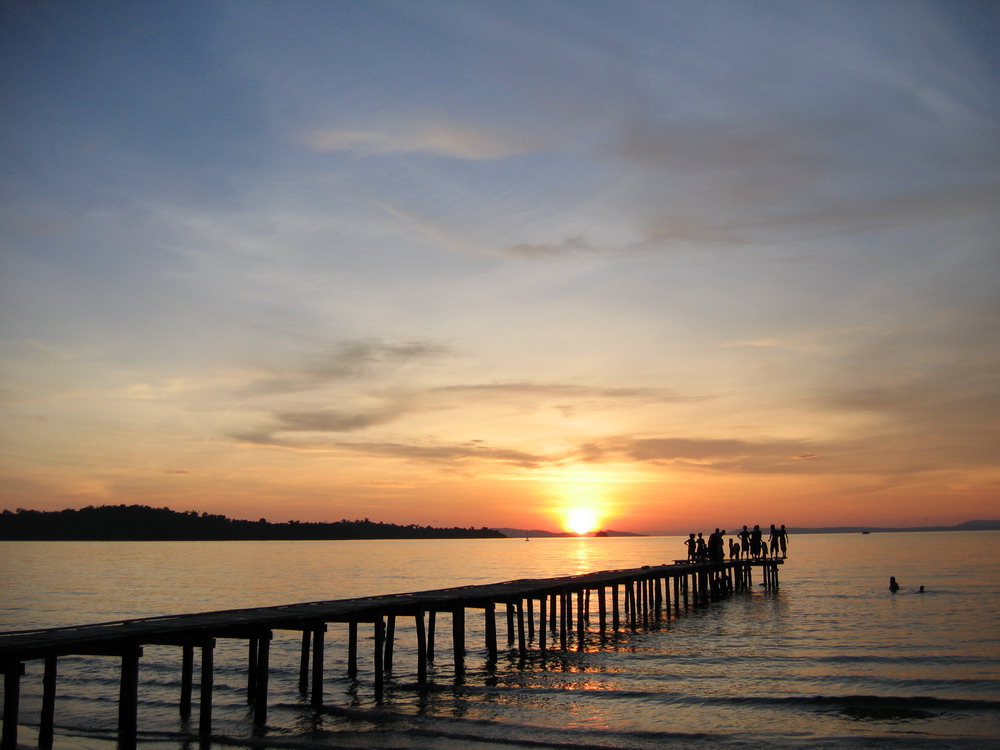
<box><xmin>563</xmin><ymin>507</ymin><xmax>601</xmax><ymax>536</ymax></box>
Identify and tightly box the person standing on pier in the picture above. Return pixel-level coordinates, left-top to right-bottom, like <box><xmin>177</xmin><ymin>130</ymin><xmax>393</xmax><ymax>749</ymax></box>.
<box><xmin>738</xmin><ymin>526</ymin><xmax>751</xmax><ymax>559</ymax></box>
<box><xmin>778</xmin><ymin>524</ymin><xmax>789</xmax><ymax>558</ymax></box>
<box><xmin>750</xmin><ymin>525</ymin><xmax>763</xmax><ymax>559</ymax></box>
<box><xmin>768</xmin><ymin>524</ymin><xmax>780</xmax><ymax>557</ymax></box>
<box><xmin>685</xmin><ymin>533</ymin><xmax>697</xmax><ymax>561</ymax></box>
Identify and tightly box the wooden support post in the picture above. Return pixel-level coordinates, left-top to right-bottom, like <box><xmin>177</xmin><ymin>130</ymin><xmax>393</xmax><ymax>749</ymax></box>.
<box><xmin>311</xmin><ymin>626</ymin><xmax>325</xmax><ymax>706</ymax></box>
<box><xmin>452</xmin><ymin>606</ymin><xmax>466</xmax><ymax>674</ymax></box>
<box><xmin>526</xmin><ymin>597</ymin><xmax>534</xmax><ymax>641</ymax></box>
<box><xmin>505</xmin><ymin>602</ymin><xmax>515</xmax><ymax>645</ymax></box>
<box><xmin>180</xmin><ymin>645</ymin><xmax>194</xmax><ymax>719</ymax></box>
<box><xmin>549</xmin><ymin>593</ymin><xmax>557</xmax><ymax>631</ymax></box>
<box><xmin>39</xmin><ymin>656</ymin><xmax>57</xmax><ymax>750</ymax></box>
<box><xmin>415</xmin><ymin>611</ymin><xmax>428</xmax><ymax>683</ymax></box>
<box><xmin>427</xmin><ymin>611</ymin><xmax>436</xmax><ymax>662</ymax></box>
<box><xmin>516</xmin><ymin>600</ymin><xmax>526</xmax><ymax>657</ymax></box>
<box><xmin>384</xmin><ymin>615</ymin><xmax>396</xmax><ymax>673</ymax></box>
<box><xmin>559</xmin><ymin>592</ymin><xmax>568</xmax><ymax>650</ymax></box>
<box><xmin>347</xmin><ymin>622</ymin><xmax>358</xmax><ymax>678</ymax></box>
<box><xmin>598</xmin><ymin>587</ymin><xmax>607</xmax><ymax>634</ymax></box>
<box><xmin>612</xmin><ymin>584</ymin><xmax>620</xmax><ymax>630</ymax></box>
<box><xmin>118</xmin><ymin>646</ymin><xmax>142</xmax><ymax>750</ymax></box>
<box><xmin>641</xmin><ymin>580</ymin><xmax>649</xmax><ymax>628</ymax></box>
<box><xmin>298</xmin><ymin>631</ymin><xmax>310</xmax><ymax>693</ymax></box>
<box><xmin>1</xmin><ymin>662</ymin><xmax>24</xmax><ymax>750</ymax></box>
<box><xmin>198</xmin><ymin>640</ymin><xmax>214</xmax><ymax>737</ymax></box>
<box><xmin>630</xmin><ymin>581</ymin><xmax>639</xmax><ymax>627</ymax></box>
<box><xmin>253</xmin><ymin>632</ymin><xmax>271</xmax><ymax>727</ymax></box>
<box><xmin>246</xmin><ymin>636</ymin><xmax>258</xmax><ymax>704</ymax></box>
<box><xmin>373</xmin><ymin>618</ymin><xmax>385</xmax><ymax>701</ymax></box>
<box><xmin>484</xmin><ymin>603</ymin><xmax>497</xmax><ymax>663</ymax></box>
<box><xmin>537</xmin><ymin>599</ymin><xmax>547</xmax><ymax>655</ymax></box>
<box><xmin>576</xmin><ymin>590</ymin><xmax>585</xmax><ymax>648</ymax></box>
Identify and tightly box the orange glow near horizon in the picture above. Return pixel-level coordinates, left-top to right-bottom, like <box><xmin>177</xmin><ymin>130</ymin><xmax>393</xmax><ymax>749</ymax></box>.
<box><xmin>562</xmin><ymin>506</ymin><xmax>602</xmax><ymax>535</ymax></box>
<box><xmin>548</xmin><ymin>471</ymin><xmax>615</xmax><ymax>535</ymax></box>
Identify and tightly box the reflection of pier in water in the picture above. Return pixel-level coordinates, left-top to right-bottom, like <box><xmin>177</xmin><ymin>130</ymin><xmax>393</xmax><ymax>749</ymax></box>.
<box><xmin>0</xmin><ymin>557</ymin><xmax>782</xmax><ymax>749</ymax></box>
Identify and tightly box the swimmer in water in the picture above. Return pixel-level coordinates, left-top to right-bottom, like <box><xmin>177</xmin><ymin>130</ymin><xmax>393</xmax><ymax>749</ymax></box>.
<box><xmin>889</xmin><ymin>576</ymin><xmax>900</xmax><ymax>593</ymax></box>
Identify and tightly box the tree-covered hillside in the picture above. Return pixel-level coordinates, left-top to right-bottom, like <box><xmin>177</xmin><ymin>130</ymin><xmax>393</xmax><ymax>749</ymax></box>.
<box><xmin>0</xmin><ymin>505</ymin><xmax>506</xmax><ymax>541</ymax></box>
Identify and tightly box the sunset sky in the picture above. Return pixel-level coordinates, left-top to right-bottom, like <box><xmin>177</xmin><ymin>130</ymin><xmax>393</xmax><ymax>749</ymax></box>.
<box><xmin>2</xmin><ymin>1</ymin><xmax>998</xmax><ymax>534</ymax></box>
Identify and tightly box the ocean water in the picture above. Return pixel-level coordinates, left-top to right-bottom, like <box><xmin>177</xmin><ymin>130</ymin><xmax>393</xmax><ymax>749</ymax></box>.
<box><xmin>1</xmin><ymin>531</ymin><xmax>999</xmax><ymax>749</ymax></box>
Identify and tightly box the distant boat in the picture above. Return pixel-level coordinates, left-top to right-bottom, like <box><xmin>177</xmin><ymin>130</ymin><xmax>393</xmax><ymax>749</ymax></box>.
<box><xmin>861</xmin><ymin>531</ymin><xmax>871</xmax><ymax>535</ymax></box>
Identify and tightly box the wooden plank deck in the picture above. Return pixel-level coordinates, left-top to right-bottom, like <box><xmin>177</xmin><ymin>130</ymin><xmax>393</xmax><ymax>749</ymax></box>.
<box><xmin>0</xmin><ymin>557</ymin><xmax>783</xmax><ymax>750</ymax></box>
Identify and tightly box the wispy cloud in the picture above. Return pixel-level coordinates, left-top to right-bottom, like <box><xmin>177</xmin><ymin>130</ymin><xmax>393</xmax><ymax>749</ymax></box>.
<box><xmin>245</xmin><ymin>340</ymin><xmax>451</xmax><ymax>395</ymax></box>
<box><xmin>300</xmin><ymin>121</ymin><xmax>542</xmax><ymax>160</ymax></box>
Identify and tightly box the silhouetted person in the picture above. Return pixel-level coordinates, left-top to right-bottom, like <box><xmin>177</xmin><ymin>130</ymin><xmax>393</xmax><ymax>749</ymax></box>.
<box><xmin>768</xmin><ymin>524</ymin><xmax>779</xmax><ymax>557</ymax></box>
<box><xmin>750</xmin><ymin>525</ymin><xmax>762</xmax><ymax>559</ymax></box>
<box><xmin>889</xmin><ymin>576</ymin><xmax>900</xmax><ymax>593</ymax></box>
<box><xmin>696</xmin><ymin>532</ymin><xmax>707</xmax><ymax>562</ymax></box>
<box><xmin>778</xmin><ymin>524</ymin><xmax>788</xmax><ymax>557</ymax></box>
<box><xmin>685</xmin><ymin>533</ymin><xmax>697</xmax><ymax>562</ymax></box>
<box><xmin>729</xmin><ymin>538</ymin><xmax>739</xmax><ymax>560</ymax></box>
<box><xmin>918</xmin><ymin>585</ymin><xmax>925</xmax><ymax>593</ymax></box>
<box><xmin>709</xmin><ymin>528</ymin><xmax>728</xmax><ymax>562</ymax></box>
<box><xmin>738</xmin><ymin>525</ymin><xmax>750</xmax><ymax>559</ymax></box>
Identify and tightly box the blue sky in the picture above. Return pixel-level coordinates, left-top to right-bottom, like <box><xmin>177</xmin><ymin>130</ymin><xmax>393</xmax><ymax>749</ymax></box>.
<box><xmin>2</xmin><ymin>0</ymin><xmax>998</xmax><ymax>532</ymax></box>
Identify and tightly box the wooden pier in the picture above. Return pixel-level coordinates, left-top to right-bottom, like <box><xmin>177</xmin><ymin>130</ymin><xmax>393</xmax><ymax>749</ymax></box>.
<box><xmin>0</xmin><ymin>557</ymin><xmax>781</xmax><ymax>749</ymax></box>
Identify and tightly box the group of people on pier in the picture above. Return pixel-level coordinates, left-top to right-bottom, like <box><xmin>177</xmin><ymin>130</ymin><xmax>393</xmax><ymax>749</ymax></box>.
<box><xmin>684</xmin><ymin>524</ymin><xmax>788</xmax><ymax>563</ymax></box>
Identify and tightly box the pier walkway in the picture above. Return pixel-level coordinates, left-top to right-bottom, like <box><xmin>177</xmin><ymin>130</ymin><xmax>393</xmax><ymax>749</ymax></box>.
<box><xmin>0</xmin><ymin>557</ymin><xmax>782</xmax><ymax>749</ymax></box>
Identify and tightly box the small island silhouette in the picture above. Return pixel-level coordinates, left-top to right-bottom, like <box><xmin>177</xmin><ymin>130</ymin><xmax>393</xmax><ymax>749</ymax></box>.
<box><xmin>0</xmin><ymin>505</ymin><xmax>506</xmax><ymax>541</ymax></box>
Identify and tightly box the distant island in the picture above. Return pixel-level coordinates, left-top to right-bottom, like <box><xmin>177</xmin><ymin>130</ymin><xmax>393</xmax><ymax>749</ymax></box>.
<box><xmin>783</xmin><ymin>520</ymin><xmax>1000</xmax><ymax>534</ymax></box>
<box><xmin>0</xmin><ymin>505</ymin><xmax>506</xmax><ymax>541</ymax></box>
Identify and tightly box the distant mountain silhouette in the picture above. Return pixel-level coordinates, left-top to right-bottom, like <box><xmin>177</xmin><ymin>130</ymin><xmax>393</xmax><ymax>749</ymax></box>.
<box><xmin>497</xmin><ymin>528</ymin><xmax>645</xmax><ymax>538</ymax></box>
<box><xmin>0</xmin><ymin>505</ymin><xmax>506</xmax><ymax>541</ymax></box>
